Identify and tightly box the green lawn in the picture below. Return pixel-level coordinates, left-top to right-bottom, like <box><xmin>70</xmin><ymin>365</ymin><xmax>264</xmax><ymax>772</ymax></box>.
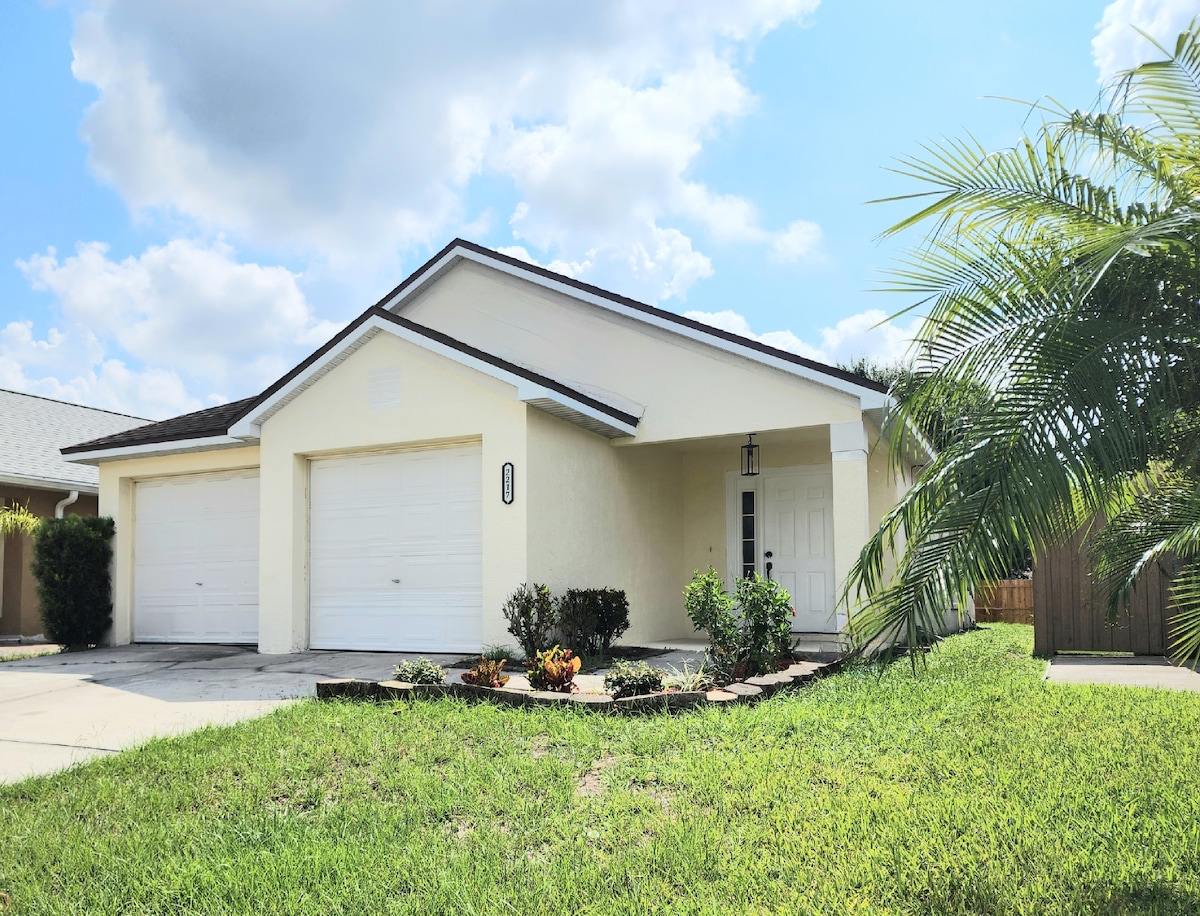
<box><xmin>3</xmin><ymin>625</ymin><xmax>1200</xmax><ymax>915</ymax></box>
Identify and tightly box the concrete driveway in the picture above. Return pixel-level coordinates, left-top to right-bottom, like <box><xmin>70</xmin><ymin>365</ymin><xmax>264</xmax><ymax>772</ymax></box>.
<box><xmin>0</xmin><ymin>644</ymin><xmax>425</xmax><ymax>784</ymax></box>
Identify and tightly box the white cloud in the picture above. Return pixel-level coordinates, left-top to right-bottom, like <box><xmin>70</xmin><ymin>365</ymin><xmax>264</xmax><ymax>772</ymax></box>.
<box><xmin>683</xmin><ymin>307</ymin><xmax>922</xmax><ymax>366</ymax></box>
<box><xmin>0</xmin><ymin>321</ymin><xmax>198</xmax><ymax>419</ymax></box>
<box><xmin>70</xmin><ymin>0</ymin><xmax>821</xmax><ymax>298</ymax></box>
<box><xmin>1093</xmin><ymin>0</ymin><xmax>1196</xmax><ymax>82</ymax></box>
<box><xmin>10</xmin><ymin>238</ymin><xmax>338</xmax><ymax>418</ymax></box>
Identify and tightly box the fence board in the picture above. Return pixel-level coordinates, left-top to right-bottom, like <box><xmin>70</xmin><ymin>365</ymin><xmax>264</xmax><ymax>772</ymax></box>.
<box><xmin>1032</xmin><ymin>529</ymin><xmax>1172</xmax><ymax>656</ymax></box>
<box><xmin>974</xmin><ymin>580</ymin><xmax>1034</xmax><ymax>624</ymax></box>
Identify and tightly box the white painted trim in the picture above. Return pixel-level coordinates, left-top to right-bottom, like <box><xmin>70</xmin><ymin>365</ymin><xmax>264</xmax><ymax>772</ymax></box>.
<box><xmin>0</xmin><ymin>473</ymin><xmax>98</xmax><ymax>495</ymax></box>
<box><xmin>228</xmin><ymin>314</ymin><xmax>638</xmax><ymax>440</ymax></box>
<box><xmin>63</xmin><ymin>436</ymin><xmax>249</xmax><ymax>465</ymax></box>
<box><xmin>384</xmin><ymin>246</ymin><xmax>890</xmax><ymax>409</ymax></box>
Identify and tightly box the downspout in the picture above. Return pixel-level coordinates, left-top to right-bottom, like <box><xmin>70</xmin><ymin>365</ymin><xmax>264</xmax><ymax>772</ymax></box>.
<box><xmin>54</xmin><ymin>491</ymin><xmax>79</xmax><ymax>519</ymax></box>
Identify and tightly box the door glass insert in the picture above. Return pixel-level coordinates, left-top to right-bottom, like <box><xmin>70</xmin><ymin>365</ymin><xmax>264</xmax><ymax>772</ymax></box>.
<box><xmin>740</xmin><ymin>490</ymin><xmax>756</xmax><ymax>578</ymax></box>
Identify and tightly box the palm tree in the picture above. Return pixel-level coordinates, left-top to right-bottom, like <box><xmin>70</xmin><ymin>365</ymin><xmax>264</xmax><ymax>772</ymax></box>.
<box><xmin>847</xmin><ymin>21</ymin><xmax>1200</xmax><ymax>660</ymax></box>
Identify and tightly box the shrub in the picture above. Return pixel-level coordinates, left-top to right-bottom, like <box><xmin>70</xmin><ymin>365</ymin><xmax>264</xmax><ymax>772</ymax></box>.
<box><xmin>736</xmin><ymin>574</ymin><xmax>794</xmax><ymax>676</ymax></box>
<box><xmin>393</xmin><ymin>658</ymin><xmax>446</xmax><ymax>685</ymax></box>
<box><xmin>592</xmin><ymin>588</ymin><xmax>630</xmax><ymax>654</ymax></box>
<box><xmin>555</xmin><ymin>588</ymin><xmax>631</xmax><ymax>656</ymax></box>
<box><xmin>525</xmin><ymin>645</ymin><xmax>581</xmax><ymax>692</ymax></box>
<box><xmin>683</xmin><ymin>567</ymin><xmax>739</xmax><ymax>678</ymax></box>
<box><xmin>31</xmin><ymin>516</ymin><xmax>115</xmax><ymax>650</ymax></box>
<box><xmin>683</xmin><ymin>567</ymin><xmax>794</xmax><ymax>683</ymax></box>
<box><xmin>603</xmin><ymin>660</ymin><xmax>665</xmax><ymax>699</ymax></box>
<box><xmin>502</xmin><ymin>583</ymin><xmax>556</xmax><ymax>659</ymax></box>
<box><xmin>460</xmin><ymin>657</ymin><xmax>510</xmax><ymax>688</ymax></box>
<box><xmin>663</xmin><ymin>661</ymin><xmax>714</xmax><ymax>692</ymax></box>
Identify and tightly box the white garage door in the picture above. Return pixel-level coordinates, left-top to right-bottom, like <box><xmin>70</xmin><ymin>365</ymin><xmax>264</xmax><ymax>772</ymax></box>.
<box><xmin>309</xmin><ymin>444</ymin><xmax>483</xmax><ymax>652</ymax></box>
<box><xmin>134</xmin><ymin>470</ymin><xmax>260</xmax><ymax>644</ymax></box>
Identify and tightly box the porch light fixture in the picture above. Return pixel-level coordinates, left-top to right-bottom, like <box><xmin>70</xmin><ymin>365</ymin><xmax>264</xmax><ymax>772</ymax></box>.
<box><xmin>740</xmin><ymin>434</ymin><xmax>760</xmax><ymax>477</ymax></box>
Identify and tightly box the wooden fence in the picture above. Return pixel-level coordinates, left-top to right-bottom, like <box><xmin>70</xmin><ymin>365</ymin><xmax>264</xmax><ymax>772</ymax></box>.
<box><xmin>974</xmin><ymin>580</ymin><xmax>1034</xmax><ymax>624</ymax></box>
<box><xmin>1032</xmin><ymin>530</ymin><xmax>1172</xmax><ymax>655</ymax></box>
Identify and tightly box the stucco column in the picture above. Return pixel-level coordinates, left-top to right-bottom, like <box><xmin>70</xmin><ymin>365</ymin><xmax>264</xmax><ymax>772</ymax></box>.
<box><xmin>101</xmin><ymin>470</ymin><xmax>135</xmax><ymax>646</ymax></box>
<box><xmin>830</xmin><ymin>420</ymin><xmax>870</xmax><ymax>629</ymax></box>
<box><xmin>257</xmin><ymin>449</ymin><xmax>308</xmax><ymax>654</ymax></box>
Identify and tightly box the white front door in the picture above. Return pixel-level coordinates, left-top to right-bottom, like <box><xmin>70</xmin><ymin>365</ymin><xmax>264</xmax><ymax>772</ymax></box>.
<box><xmin>133</xmin><ymin>469</ymin><xmax>260</xmax><ymax>644</ymax></box>
<box><xmin>308</xmin><ymin>443</ymin><xmax>483</xmax><ymax>652</ymax></box>
<box><xmin>764</xmin><ymin>472</ymin><xmax>836</xmax><ymax>632</ymax></box>
<box><xmin>727</xmin><ymin>467</ymin><xmax>836</xmax><ymax>632</ymax></box>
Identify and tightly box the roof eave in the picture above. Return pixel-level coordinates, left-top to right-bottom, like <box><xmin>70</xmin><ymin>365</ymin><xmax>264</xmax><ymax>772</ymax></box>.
<box><xmin>228</xmin><ymin>312</ymin><xmax>638</xmax><ymax>441</ymax></box>
<box><xmin>381</xmin><ymin>242</ymin><xmax>889</xmax><ymax>409</ymax></box>
<box><xmin>62</xmin><ymin>435</ymin><xmax>253</xmax><ymax>466</ymax></box>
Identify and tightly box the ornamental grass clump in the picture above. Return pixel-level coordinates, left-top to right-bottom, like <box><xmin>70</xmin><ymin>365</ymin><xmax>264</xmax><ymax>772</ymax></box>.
<box><xmin>392</xmin><ymin>658</ymin><xmax>446</xmax><ymax>685</ymax></box>
<box><xmin>603</xmin><ymin>660</ymin><xmax>665</xmax><ymax>699</ymax></box>
<box><xmin>460</xmin><ymin>657</ymin><xmax>510</xmax><ymax>688</ymax></box>
<box><xmin>526</xmin><ymin>645</ymin><xmax>581</xmax><ymax>692</ymax></box>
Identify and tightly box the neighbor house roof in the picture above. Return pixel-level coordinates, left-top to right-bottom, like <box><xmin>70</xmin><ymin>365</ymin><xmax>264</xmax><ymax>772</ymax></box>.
<box><xmin>0</xmin><ymin>389</ymin><xmax>147</xmax><ymax>492</ymax></box>
<box><xmin>63</xmin><ymin>239</ymin><xmax>893</xmax><ymax>462</ymax></box>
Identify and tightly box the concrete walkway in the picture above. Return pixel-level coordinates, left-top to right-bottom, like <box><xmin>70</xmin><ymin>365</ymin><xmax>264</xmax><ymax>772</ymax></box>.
<box><xmin>1046</xmin><ymin>655</ymin><xmax>1200</xmax><ymax>693</ymax></box>
<box><xmin>0</xmin><ymin>643</ymin><xmax>709</xmax><ymax>784</ymax></box>
<box><xmin>0</xmin><ymin>644</ymin><xmax>431</xmax><ymax>784</ymax></box>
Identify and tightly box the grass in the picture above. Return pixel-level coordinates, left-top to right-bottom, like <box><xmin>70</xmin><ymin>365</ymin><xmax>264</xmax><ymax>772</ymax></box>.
<box><xmin>2</xmin><ymin>624</ymin><xmax>1199</xmax><ymax>914</ymax></box>
<box><xmin>0</xmin><ymin>647</ymin><xmax>58</xmax><ymax>663</ymax></box>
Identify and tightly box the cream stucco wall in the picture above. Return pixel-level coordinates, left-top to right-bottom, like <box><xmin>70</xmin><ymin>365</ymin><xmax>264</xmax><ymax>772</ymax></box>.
<box><xmin>98</xmin><ymin>446</ymin><xmax>261</xmax><ymax>646</ymax></box>
<box><xmin>525</xmin><ymin>409</ymin><xmax>687</xmax><ymax>643</ymax></box>
<box><xmin>400</xmin><ymin>262</ymin><xmax>863</xmax><ymax>443</ymax></box>
<box><xmin>255</xmin><ymin>333</ymin><xmax>528</xmax><ymax>652</ymax></box>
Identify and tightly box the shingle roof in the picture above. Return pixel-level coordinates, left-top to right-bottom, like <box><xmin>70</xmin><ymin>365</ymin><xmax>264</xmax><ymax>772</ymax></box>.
<box><xmin>378</xmin><ymin>239</ymin><xmax>891</xmax><ymax>396</ymax></box>
<box><xmin>61</xmin><ymin>239</ymin><xmax>891</xmax><ymax>459</ymax></box>
<box><xmin>61</xmin><ymin>397</ymin><xmax>257</xmax><ymax>455</ymax></box>
<box><xmin>0</xmin><ymin>389</ymin><xmax>147</xmax><ymax>491</ymax></box>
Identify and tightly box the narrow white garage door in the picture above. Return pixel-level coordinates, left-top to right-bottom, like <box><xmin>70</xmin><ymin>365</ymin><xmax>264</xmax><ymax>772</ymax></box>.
<box><xmin>134</xmin><ymin>470</ymin><xmax>260</xmax><ymax>644</ymax></box>
<box><xmin>309</xmin><ymin>444</ymin><xmax>483</xmax><ymax>652</ymax></box>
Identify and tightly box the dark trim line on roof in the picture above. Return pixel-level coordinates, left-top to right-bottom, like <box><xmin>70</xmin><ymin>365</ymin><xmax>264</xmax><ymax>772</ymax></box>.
<box><xmin>65</xmin><ymin>307</ymin><xmax>641</xmax><ymax>456</ymax></box>
<box><xmin>243</xmin><ymin>307</ymin><xmax>641</xmax><ymax>431</ymax></box>
<box><xmin>373</xmin><ymin>238</ymin><xmax>890</xmax><ymax>396</ymax></box>
<box><xmin>0</xmin><ymin>386</ymin><xmax>149</xmax><ymax>422</ymax></box>
<box><xmin>61</xmin><ymin>397</ymin><xmax>257</xmax><ymax>454</ymax></box>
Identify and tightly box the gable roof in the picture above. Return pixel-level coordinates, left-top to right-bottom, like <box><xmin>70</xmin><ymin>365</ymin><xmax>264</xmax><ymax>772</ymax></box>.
<box><xmin>63</xmin><ymin>310</ymin><xmax>640</xmax><ymax>461</ymax></box>
<box><xmin>0</xmin><ymin>389</ymin><xmax>147</xmax><ymax>492</ymax></box>
<box><xmin>63</xmin><ymin>239</ymin><xmax>895</xmax><ymax>462</ymax></box>
<box><xmin>378</xmin><ymin>239</ymin><xmax>889</xmax><ymax>402</ymax></box>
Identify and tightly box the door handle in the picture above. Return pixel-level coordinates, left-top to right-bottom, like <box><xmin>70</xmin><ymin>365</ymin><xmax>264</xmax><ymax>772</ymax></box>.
<box><xmin>765</xmin><ymin>562</ymin><xmax>773</xmax><ymax>580</ymax></box>
<box><xmin>391</xmin><ymin>578</ymin><xmax>401</xmax><ymax>584</ymax></box>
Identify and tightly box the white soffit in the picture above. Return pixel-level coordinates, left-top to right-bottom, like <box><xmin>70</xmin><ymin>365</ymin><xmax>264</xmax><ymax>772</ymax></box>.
<box><xmin>227</xmin><ymin>315</ymin><xmax>639</xmax><ymax>440</ymax></box>
<box><xmin>380</xmin><ymin>245</ymin><xmax>890</xmax><ymax>410</ymax></box>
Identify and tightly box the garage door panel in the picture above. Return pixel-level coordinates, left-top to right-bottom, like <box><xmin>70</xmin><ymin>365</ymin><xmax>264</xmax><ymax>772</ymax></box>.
<box><xmin>134</xmin><ymin>470</ymin><xmax>260</xmax><ymax>644</ymax></box>
<box><xmin>310</xmin><ymin>444</ymin><xmax>483</xmax><ymax>652</ymax></box>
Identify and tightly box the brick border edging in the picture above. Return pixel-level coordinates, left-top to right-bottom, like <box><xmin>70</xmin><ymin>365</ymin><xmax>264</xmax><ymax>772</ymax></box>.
<box><xmin>315</xmin><ymin>658</ymin><xmax>845</xmax><ymax>713</ymax></box>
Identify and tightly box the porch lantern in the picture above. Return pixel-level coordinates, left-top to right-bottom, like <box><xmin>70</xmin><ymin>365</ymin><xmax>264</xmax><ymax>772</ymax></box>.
<box><xmin>740</xmin><ymin>434</ymin><xmax>760</xmax><ymax>477</ymax></box>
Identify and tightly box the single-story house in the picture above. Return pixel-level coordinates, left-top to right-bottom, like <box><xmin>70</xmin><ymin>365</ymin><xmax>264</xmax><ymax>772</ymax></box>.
<box><xmin>63</xmin><ymin>239</ymin><xmax>927</xmax><ymax>654</ymax></box>
<box><xmin>1</xmin><ymin>389</ymin><xmax>147</xmax><ymax>640</ymax></box>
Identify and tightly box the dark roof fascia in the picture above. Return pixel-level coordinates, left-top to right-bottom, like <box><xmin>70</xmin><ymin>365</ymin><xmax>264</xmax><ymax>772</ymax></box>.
<box><xmin>66</xmin><ymin>306</ymin><xmax>640</xmax><ymax>456</ymax></box>
<box><xmin>375</xmin><ymin>238</ymin><xmax>889</xmax><ymax>396</ymax></box>
<box><xmin>61</xmin><ymin>397</ymin><xmax>257</xmax><ymax>454</ymax></box>
<box><xmin>238</xmin><ymin>307</ymin><xmax>639</xmax><ymax>431</ymax></box>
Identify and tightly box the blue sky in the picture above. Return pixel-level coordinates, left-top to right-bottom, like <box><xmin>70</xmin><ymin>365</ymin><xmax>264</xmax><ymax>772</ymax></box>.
<box><xmin>0</xmin><ymin>0</ymin><xmax>1193</xmax><ymax>418</ymax></box>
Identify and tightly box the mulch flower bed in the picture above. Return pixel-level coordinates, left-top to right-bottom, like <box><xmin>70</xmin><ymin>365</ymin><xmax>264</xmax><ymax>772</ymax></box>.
<box><xmin>316</xmin><ymin>657</ymin><xmax>844</xmax><ymax>714</ymax></box>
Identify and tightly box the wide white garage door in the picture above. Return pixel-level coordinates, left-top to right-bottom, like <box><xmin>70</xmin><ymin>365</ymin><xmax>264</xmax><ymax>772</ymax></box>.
<box><xmin>309</xmin><ymin>444</ymin><xmax>483</xmax><ymax>652</ymax></box>
<box><xmin>134</xmin><ymin>470</ymin><xmax>260</xmax><ymax>644</ymax></box>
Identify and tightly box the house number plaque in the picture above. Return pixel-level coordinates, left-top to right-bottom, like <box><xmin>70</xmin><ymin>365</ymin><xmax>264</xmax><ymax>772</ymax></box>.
<box><xmin>501</xmin><ymin>462</ymin><xmax>514</xmax><ymax>504</ymax></box>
